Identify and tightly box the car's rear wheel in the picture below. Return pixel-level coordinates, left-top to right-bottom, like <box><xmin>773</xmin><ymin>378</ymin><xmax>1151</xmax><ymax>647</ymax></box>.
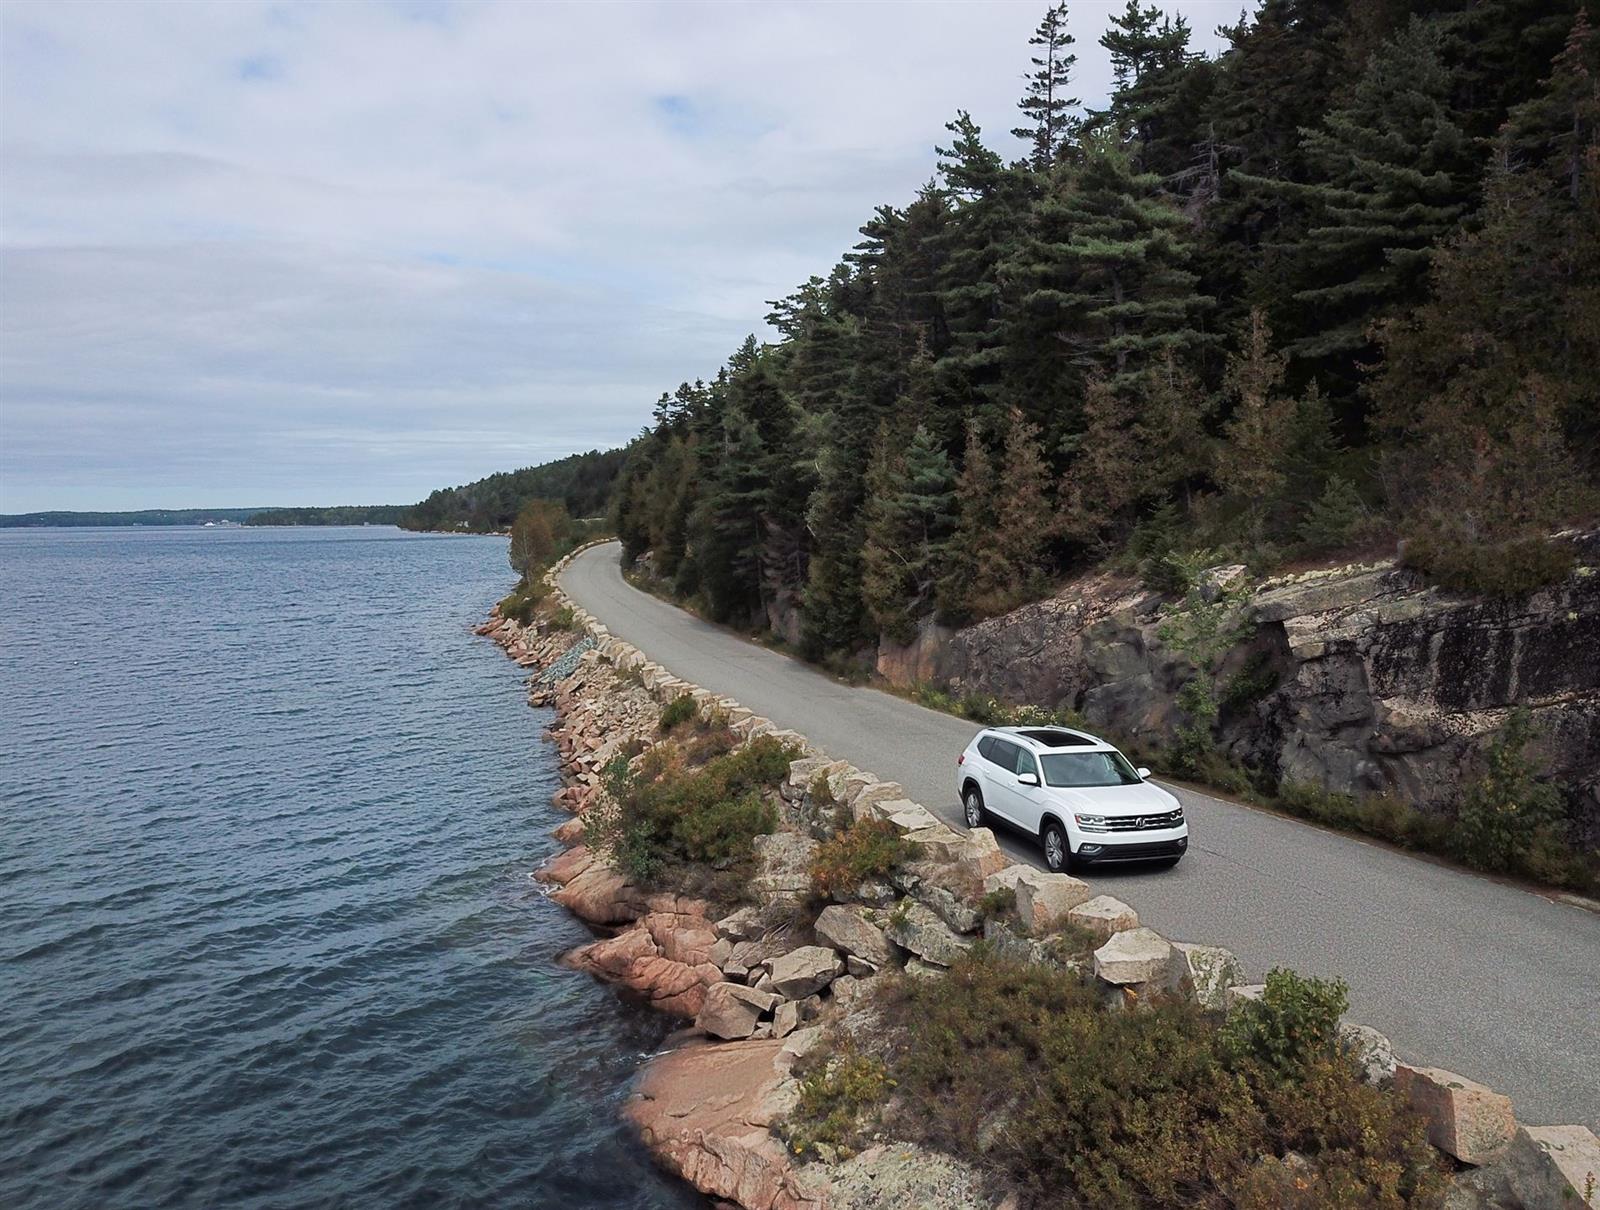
<box><xmin>1041</xmin><ymin>820</ymin><xmax>1069</xmax><ymax>873</ymax></box>
<box><xmin>962</xmin><ymin>786</ymin><xmax>986</xmax><ymax>829</ymax></box>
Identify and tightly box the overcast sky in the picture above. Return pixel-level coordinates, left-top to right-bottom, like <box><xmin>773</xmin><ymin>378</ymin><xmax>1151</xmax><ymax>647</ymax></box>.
<box><xmin>0</xmin><ymin>0</ymin><xmax>1232</xmax><ymax>512</ymax></box>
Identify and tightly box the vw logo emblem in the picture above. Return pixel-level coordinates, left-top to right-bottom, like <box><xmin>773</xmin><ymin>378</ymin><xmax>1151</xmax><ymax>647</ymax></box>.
<box><xmin>1135</xmin><ymin>816</ymin><xmax>1145</xmax><ymax>829</ymax></box>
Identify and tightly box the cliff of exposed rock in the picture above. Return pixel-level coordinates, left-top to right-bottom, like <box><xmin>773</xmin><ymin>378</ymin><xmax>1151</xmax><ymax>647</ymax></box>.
<box><xmin>878</xmin><ymin>536</ymin><xmax>1600</xmax><ymax>836</ymax></box>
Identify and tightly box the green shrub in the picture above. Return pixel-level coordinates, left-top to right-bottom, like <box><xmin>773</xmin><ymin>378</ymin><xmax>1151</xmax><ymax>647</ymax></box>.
<box><xmin>810</xmin><ymin>818</ymin><xmax>911</xmax><ymax>898</ymax></box>
<box><xmin>780</xmin><ymin>1049</ymin><xmax>891</xmax><ymax>1159</ymax></box>
<box><xmin>873</xmin><ymin>951</ymin><xmax>1443</xmax><ymax>1209</ymax></box>
<box><xmin>809</xmin><ymin>771</ymin><xmax>836</xmax><ymax>807</ymax></box>
<box><xmin>1275</xmin><ymin>781</ymin><xmax>1452</xmax><ymax>852</ymax></box>
<box><xmin>658</xmin><ymin>692</ymin><xmax>698</xmax><ymax>731</ymax></box>
<box><xmin>549</xmin><ymin>604</ymin><xmax>577</xmax><ymax>631</ymax></box>
<box><xmin>497</xmin><ymin>582</ymin><xmax>546</xmax><ymax>625</ymax></box>
<box><xmin>1402</xmin><ymin>527</ymin><xmax>1574</xmax><ymax>597</ymax></box>
<box><xmin>977</xmin><ymin>886</ymin><xmax>1016</xmax><ymax>921</ymax></box>
<box><xmin>1222</xmin><ymin>968</ymin><xmax>1348</xmax><ymax>1084</ymax></box>
<box><xmin>589</xmin><ymin>734</ymin><xmax>796</xmax><ymax>889</ymax></box>
<box><xmin>1452</xmin><ymin>708</ymin><xmax>1566</xmax><ymax>872</ymax></box>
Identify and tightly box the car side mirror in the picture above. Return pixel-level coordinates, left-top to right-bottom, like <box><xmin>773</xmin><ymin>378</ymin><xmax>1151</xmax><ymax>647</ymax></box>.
<box><xmin>1136</xmin><ymin>767</ymin><xmax>1152</xmax><ymax>779</ymax></box>
<box><xmin>1017</xmin><ymin>772</ymin><xmax>1040</xmax><ymax>787</ymax></box>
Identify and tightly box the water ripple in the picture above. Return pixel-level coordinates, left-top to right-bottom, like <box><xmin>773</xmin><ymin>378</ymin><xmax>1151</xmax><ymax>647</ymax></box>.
<box><xmin>0</xmin><ymin>527</ymin><xmax>700</xmax><ymax>1210</ymax></box>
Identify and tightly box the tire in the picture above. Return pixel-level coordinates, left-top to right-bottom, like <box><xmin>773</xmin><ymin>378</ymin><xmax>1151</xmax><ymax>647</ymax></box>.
<box><xmin>1041</xmin><ymin>820</ymin><xmax>1070</xmax><ymax>873</ymax></box>
<box><xmin>962</xmin><ymin>785</ymin><xmax>987</xmax><ymax>829</ymax></box>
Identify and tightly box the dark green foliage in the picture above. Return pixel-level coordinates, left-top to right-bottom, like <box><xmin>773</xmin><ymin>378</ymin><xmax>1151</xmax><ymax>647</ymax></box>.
<box><xmin>496</xmin><ymin>582</ymin><xmax>546</xmax><ymax>625</ymax></box>
<box><xmin>405</xmin><ymin>448</ymin><xmax>626</xmax><ymax>532</ymax></box>
<box><xmin>1275</xmin><ymin>780</ymin><xmax>1454</xmax><ymax>854</ymax></box>
<box><xmin>595</xmin><ymin>0</ymin><xmax>1597</xmax><ymax>674</ymax></box>
<box><xmin>1221</xmin><ymin>968</ymin><xmax>1348</xmax><ymax>1082</ymax></box>
<box><xmin>1219</xmin><ymin>650</ymin><xmax>1279</xmax><ymax>713</ymax></box>
<box><xmin>809</xmin><ymin>818</ymin><xmax>912</xmax><ymax>899</ymax></box>
<box><xmin>861</xmin><ymin>951</ymin><xmax>1446</xmax><ymax>1209</ymax></box>
<box><xmin>591</xmin><ymin>735</ymin><xmax>796</xmax><ymax>890</ymax></box>
<box><xmin>243</xmin><ymin>505</ymin><xmax>407</xmax><ymax>526</ymax></box>
<box><xmin>1452</xmin><ymin>708</ymin><xmax>1568</xmax><ymax>872</ymax></box>
<box><xmin>658</xmin><ymin>693</ymin><xmax>698</xmax><ymax>731</ymax></box>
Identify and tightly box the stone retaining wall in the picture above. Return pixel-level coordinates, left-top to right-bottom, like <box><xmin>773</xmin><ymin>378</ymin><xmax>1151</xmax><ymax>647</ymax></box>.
<box><xmin>472</xmin><ymin>544</ymin><xmax>1598</xmax><ymax>1210</ymax></box>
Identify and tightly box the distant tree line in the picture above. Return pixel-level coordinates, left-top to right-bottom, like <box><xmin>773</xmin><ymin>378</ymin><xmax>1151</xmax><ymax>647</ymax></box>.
<box><xmin>400</xmin><ymin>448</ymin><xmax>627</xmax><ymax>532</ymax></box>
<box><xmin>606</xmin><ymin>0</ymin><xmax>1598</xmax><ymax>658</ymax></box>
<box><xmin>244</xmin><ymin>505</ymin><xmax>407</xmax><ymax>527</ymax></box>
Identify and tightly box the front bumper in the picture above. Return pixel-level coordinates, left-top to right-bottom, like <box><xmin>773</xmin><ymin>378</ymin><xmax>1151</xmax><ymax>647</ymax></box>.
<box><xmin>1073</xmin><ymin>832</ymin><xmax>1188</xmax><ymax>864</ymax></box>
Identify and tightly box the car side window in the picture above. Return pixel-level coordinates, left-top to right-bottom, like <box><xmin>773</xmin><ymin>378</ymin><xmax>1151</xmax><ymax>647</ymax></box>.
<box><xmin>990</xmin><ymin>739</ymin><xmax>1019</xmax><ymax>772</ymax></box>
<box><xmin>1016</xmin><ymin>749</ymin><xmax>1039</xmax><ymax>780</ymax></box>
<box><xmin>976</xmin><ymin>736</ymin><xmax>996</xmax><ymax>762</ymax></box>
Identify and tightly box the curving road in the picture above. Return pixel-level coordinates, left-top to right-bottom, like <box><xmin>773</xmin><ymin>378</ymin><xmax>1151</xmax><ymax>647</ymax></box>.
<box><xmin>561</xmin><ymin>542</ymin><xmax>1599</xmax><ymax>1128</ymax></box>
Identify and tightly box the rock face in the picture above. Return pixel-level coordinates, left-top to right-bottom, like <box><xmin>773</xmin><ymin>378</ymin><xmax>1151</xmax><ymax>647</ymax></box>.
<box><xmin>698</xmin><ymin>982</ymin><xmax>781</xmax><ymax>1040</ymax></box>
<box><xmin>625</xmin><ymin>1037</ymin><xmax>827</xmax><ymax>1210</ymax></box>
<box><xmin>1166</xmin><ymin>941</ymin><xmax>1241</xmax><ymax>1010</ymax></box>
<box><xmin>884</xmin><ymin>900</ymin><xmax>973</xmax><ymax>968</ymax></box>
<box><xmin>1395</xmin><ymin>1064</ymin><xmax>1517</xmax><ymax>1165</ymax></box>
<box><xmin>877</xmin><ymin>540</ymin><xmax>1600</xmax><ymax>833</ymax></box>
<box><xmin>1068</xmin><ymin>894</ymin><xmax>1139</xmax><ymax>942</ymax></box>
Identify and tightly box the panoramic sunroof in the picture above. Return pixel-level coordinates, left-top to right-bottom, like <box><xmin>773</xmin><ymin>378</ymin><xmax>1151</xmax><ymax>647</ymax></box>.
<box><xmin>1018</xmin><ymin>729</ymin><xmax>1094</xmax><ymax>747</ymax></box>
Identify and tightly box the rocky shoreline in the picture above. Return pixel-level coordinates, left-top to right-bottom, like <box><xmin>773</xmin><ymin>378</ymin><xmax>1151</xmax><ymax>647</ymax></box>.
<box><xmin>475</xmin><ymin>544</ymin><xmax>1599</xmax><ymax>1210</ymax></box>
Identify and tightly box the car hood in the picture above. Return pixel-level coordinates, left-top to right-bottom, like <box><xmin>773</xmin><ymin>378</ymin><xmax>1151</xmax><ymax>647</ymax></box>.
<box><xmin>1045</xmin><ymin>781</ymin><xmax>1179</xmax><ymax>816</ymax></box>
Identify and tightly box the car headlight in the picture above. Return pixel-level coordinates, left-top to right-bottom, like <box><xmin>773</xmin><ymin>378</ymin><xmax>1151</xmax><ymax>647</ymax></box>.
<box><xmin>1073</xmin><ymin>813</ymin><xmax>1108</xmax><ymax>832</ymax></box>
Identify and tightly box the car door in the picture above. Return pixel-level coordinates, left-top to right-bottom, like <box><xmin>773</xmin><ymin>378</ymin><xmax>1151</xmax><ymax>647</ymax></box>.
<box><xmin>978</xmin><ymin>738</ymin><xmax>1021</xmax><ymax>825</ymax></box>
<box><xmin>1009</xmin><ymin>747</ymin><xmax>1048</xmax><ymax>835</ymax></box>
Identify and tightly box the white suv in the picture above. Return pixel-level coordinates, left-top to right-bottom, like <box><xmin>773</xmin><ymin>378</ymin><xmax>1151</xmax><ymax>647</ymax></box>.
<box><xmin>956</xmin><ymin>726</ymin><xmax>1188</xmax><ymax>873</ymax></box>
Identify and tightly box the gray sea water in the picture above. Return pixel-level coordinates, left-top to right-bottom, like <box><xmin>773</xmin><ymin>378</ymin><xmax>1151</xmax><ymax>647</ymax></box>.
<box><xmin>0</xmin><ymin>525</ymin><xmax>700</xmax><ymax>1209</ymax></box>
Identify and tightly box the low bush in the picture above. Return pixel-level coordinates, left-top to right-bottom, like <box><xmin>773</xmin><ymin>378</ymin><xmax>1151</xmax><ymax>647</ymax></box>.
<box><xmin>590</xmin><ymin>734</ymin><xmax>796</xmax><ymax>892</ymax></box>
<box><xmin>1275</xmin><ymin>782</ymin><xmax>1452</xmax><ymax>853</ymax></box>
<box><xmin>1401</xmin><ymin>527</ymin><xmax>1574</xmax><ymax>597</ymax></box>
<box><xmin>849</xmin><ymin>951</ymin><xmax>1446</xmax><ymax>1209</ymax></box>
<box><xmin>810</xmin><ymin>818</ymin><xmax>911</xmax><ymax>899</ymax></box>
<box><xmin>549</xmin><ymin>604</ymin><xmax>577</xmax><ymax>631</ymax></box>
<box><xmin>497</xmin><ymin>581</ymin><xmax>547</xmax><ymax>625</ymax></box>
<box><xmin>1221</xmin><ymin>968</ymin><xmax>1348</xmax><ymax>1083</ymax></box>
<box><xmin>780</xmin><ymin>1049</ymin><xmax>891</xmax><ymax>1160</ymax></box>
<box><xmin>658</xmin><ymin>692</ymin><xmax>698</xmax><ymax>731</ymax></box>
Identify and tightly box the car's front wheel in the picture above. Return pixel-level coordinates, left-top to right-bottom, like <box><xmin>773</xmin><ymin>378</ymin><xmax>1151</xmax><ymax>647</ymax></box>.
<box><xmin>1041</xmin><ymin>820</ymin><xmax>1070</xmax><ymax>873</ymax></box>
<box><xmin>962</xmin><ymin>786</ymin><xmax>986</xmax><ymax>829</ymax></box>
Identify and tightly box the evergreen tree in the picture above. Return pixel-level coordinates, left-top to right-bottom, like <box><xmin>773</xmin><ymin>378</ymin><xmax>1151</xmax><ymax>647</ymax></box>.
<box><xmin>1094</xmin><ymin>1</ymin><xmax>1197</xmax><ymax>174</ymax></box>
<box><xmin>1260</xmin><ymin>19</ymin><xmax>1477</xmax><ymax>385</ymax></box>
<box><xmin>1214</xmin><ymin>310</ymin><xmax>1294</xmax><ymax>502</ymax></box>
<box><xmin>1013</xmin><ymin>3</ymin><xmax>1081</xmax><ymax>171</ymax></box>
<box><xmin>936</xmin><ymin>419</ymin><xmax>998</xmax><ymax>623</ymax></box>
<box><xmin>991</xmin><ymin>408</ymin><xmax>1053</xmax><ymax>609</ymax></box>
<box><xmin>1005</xmin><ymin>128</ymin><xmax>1215</xmax><ymax>421</ymax></box>
<box><xmin>861</xmin><ymin>424</ymin><xmax>957</xmax><ymax>643</ymax></box>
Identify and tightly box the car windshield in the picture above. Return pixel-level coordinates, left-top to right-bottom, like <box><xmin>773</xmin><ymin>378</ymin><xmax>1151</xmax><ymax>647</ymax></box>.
<box><xmin>1040</xmin><ymin>750</ymin><xmax>1143</xmax><ymax>788</ymax></box>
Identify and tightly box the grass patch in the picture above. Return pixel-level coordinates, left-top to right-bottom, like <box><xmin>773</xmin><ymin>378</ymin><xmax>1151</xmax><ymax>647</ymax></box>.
<box><xmin>810</xmin><ymin>818</ymin><xmax>912</xmax><ymax>900</ymax></box>
<box><xmin>790</xmin><ymin>952</ymin><xmax>1446</xmax><ymax>1209</ymax></box>
<box><xmin>779</xmin><ymin>1051</ymin><xmax>892</xmax><ymax>1160</ymax></box>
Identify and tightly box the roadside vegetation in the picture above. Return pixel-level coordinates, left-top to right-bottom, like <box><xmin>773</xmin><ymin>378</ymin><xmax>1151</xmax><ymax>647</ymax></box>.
<box><xmin>784</xmin><ymin>952</ymin><xmax>1447</xmax><ymax>1209</ymax></box>
<box><xmin>809</xmin><ymin>818</ymin><xmax>911</xmax><ymax>900</ymax></box>
<box><xmin>587</xmin><ymin>731</ymin><xmax>796</xmax><ymax>903</ymax></box>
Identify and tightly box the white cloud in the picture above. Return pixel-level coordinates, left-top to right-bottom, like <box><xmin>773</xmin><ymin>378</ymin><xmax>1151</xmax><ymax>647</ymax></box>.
<box><xmin>0</xmin><ymin>0</ymin><xmax>1230</xmax><ymax>511</ymax></box>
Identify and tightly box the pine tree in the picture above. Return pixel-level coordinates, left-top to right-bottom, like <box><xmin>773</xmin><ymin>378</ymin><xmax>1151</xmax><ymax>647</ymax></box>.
<box><xmin>1372</xmin><ymin>13</ymin><xmax>1599</xmax><ymax>567</ymax></box>
<box><xmin>862</xmin><ymin>424</ymin><xmax>957</xmax><ymax>643</ymax></box>
<box><xmin>1060</xmin><ymin>351</ymin><xmax>1208</xmax><ymax>542</ymax></box>
<box><xmin>1094</xmin><ymin>1</ymin><xmax>1197</xmax><ymax>173</ymax></box>
<box><xmin>936</xmin><ymin>419</ymin><xmax>997</xmax><ymax>623</ymax></box>
<box><xmin>935</xmin><ymin>113</ymin><xmax>1034</xmax><ymax>409</ymax></box>
<box><xmin>1013</xmin><ymin>3</ymin><xmax>1081</xmax><ymax>171</ymax></box>
<box><xmin>1214</xmin><ymin>310</ymin><xmax>1294</xmax><ymax>502</ymax></box>
<box><xmin>1005</xmin><ymin>129</ymin><xmax>1215</xmax><ymax>416</ymax></box>
<box><xmin>991</xmin><ymin>408</ymin><xmax>1052</xmax><ymax>607</ymax></box>
<box><xmin>1262</xmin><ymin>20</ymin><xmax>1477</xmax><ymax>379</ymax></box>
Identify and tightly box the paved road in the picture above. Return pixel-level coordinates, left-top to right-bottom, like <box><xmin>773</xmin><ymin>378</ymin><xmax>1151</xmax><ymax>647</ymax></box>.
<box><xmin>561</xmin><ymin>542</ymin><xmax>1599</xmax><ymax>1128</ymax></box>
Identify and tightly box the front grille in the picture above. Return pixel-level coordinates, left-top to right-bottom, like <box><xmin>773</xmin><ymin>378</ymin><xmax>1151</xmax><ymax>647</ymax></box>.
<box><xmin>1104</xmin><ymin>809</ymin><xmax>1183</xmax><ymax>832</ymax></box>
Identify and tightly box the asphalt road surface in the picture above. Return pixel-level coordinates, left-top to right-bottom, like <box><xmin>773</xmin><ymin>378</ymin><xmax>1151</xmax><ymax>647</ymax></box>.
<box><xmin>561</xmin><ymin>541</ymin><xmax>1599</xmax><ymax>1128</ymax></box>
